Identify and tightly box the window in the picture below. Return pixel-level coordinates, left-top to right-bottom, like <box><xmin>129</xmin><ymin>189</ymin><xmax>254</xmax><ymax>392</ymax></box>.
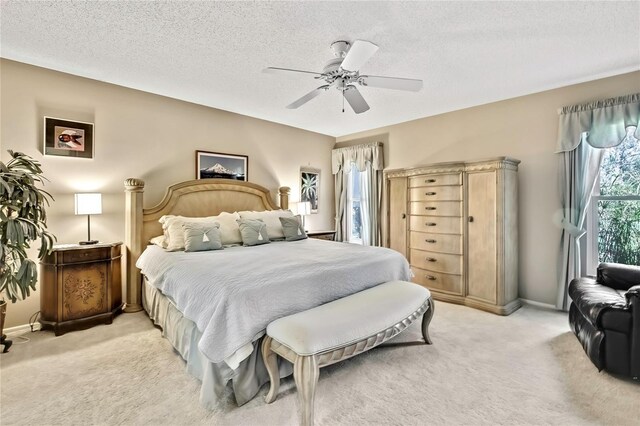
<box><xmin>346</xmin><ymin>167</ymin><xmax>363</xmax><ymax>244</ymax></box>
<box><xmin>587</xmin><ymin>128</ymin><xmax>640</xmax><ymax>273</ymax></box>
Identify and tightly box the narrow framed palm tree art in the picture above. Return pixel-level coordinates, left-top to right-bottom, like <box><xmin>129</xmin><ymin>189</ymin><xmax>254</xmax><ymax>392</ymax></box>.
<box><xmin>300</xmin><ymin>167</ymin><xmax>320</xmax><ymax>214</ymax></box>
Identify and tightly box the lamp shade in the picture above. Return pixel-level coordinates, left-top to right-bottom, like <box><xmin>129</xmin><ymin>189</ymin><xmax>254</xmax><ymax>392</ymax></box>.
<box><xmin>75</xmin><ymin>193</ymin><xmax>102</xmax><ymax>215</ymax></box>
<box><xmin>297</xmin><ymin>201</ymin><xmax>312</xmax><ymax>216</ymax></box>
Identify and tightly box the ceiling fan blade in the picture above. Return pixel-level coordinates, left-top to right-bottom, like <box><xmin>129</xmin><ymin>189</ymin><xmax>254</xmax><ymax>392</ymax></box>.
<box><xmin>263</xmin><ymin>67</ymin><xmax>323</xmax><ymax>76</ymax></box>
<box><xmin>340</xmin><ymin>40</ymin><xmax>379</xmax><ymax>72</ymax></box>
<box><xmin>359</xmin><ymin>75</ymin><xmax>423</xmax><ymax>92</ymax></box>
<box><xmin>286</xmin><ymin>85</ymin><xmax>330</xmax><ymax>109</ymax></box>
<box><xmin>343</xmin><ymin>86</ymin><xmax>370</xmax><ymax>114</ymax></box>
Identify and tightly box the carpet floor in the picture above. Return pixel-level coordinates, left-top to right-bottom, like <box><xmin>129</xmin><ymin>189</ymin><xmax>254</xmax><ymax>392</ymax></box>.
<box><xmin>1</xmin><ymin>301</ymin><xmax>638</xmax><ymax>425</ymax></box>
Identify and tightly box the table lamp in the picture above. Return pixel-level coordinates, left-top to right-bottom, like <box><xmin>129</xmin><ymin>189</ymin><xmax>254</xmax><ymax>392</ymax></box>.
<box><xmin>75</xmin><ymin>193</ymin><xmax>102</xmax><ymax>245</ymax></box>
<box><xmin>296</xmin><ymin>201</ymin><xmax>312</xmax><ymax>229</ymax></box>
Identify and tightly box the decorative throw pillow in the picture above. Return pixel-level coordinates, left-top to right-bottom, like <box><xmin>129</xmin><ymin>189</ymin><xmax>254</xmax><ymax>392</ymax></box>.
<box><xmin>159</xmin><ymin>212</ymin><xmax>242</xmax><ymax>250</ymax></box>
<box><xmin>238</xmin><ymin>210</ymin><xmax>294</xmax><ymax>240</ymax></box>
<box><xmin>279</xmin><ymin>215</ymin><xmax>308</xmax><ymax>241</ymax></box>
<box><xmin>237</xmin><ymin>218</ymin><xmax>270</xmax><ymax>246</ymax></box>
<box><xmin>183</xmin><ymin>223</ymin><xmax>223</xmax><ymax>252</ymax></box>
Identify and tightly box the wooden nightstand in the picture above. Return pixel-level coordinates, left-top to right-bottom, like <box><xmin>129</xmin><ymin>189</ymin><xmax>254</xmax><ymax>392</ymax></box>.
<box><xmin>39</xmin><ymin>242</ymin><xmax>123</xmax><ymax>336</ymax></box>
<box><xmin>307</xmin><ymin>230</ymin><xmax>336</xmax><ymax>241</ymax></box>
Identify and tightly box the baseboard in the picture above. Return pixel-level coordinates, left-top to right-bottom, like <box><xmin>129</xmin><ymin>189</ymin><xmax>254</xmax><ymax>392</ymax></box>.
<box><xmin>520</xmin><ymin>298</ymin><xmax>558</xmax><ymax>311</ymax></box>
<box><xmin>4</xmin><ymin>322</ymin><xmax>41</xmax><ymax>336</ymax></box>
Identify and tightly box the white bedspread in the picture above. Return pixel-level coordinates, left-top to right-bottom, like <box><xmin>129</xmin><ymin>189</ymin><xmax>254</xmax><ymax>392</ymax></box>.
<box><xmin>136</xmin><ymin>239</ymin><xmax>411</xmax><ymax>364</ymax></box>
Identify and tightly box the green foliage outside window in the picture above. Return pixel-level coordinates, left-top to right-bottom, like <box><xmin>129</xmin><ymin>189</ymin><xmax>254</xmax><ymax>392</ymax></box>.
<box><xmin>597</xmin><ymin>131</ymin><xmax>640</xmax><ymax>266</ymax></box>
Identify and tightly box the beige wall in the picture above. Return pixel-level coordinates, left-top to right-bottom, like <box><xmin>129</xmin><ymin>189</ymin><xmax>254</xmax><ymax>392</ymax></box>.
<box><xmin>336</xmin><ymin>71</ymin><xmax>640</xmax><ymax>306</ymax></box>
<box><xmin>0</xmin><ymin>59</ymin><xmax>335</xmax><ymax>328</ymax></box>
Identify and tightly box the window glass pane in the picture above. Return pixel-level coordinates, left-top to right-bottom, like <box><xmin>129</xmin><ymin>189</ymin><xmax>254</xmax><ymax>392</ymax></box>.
<box><xmin>351</xmin><ymin>200</ymin><xmax>362</xmax><ymax>241</ymax></box>
<box><xmin>351</xmin><ymin>168</ymin><xmax>361</xmax><ymax>200</ymax></box>
<box><xmin>598</xmin><ymin>200</ymin><xmax>640</xmax><ymax>266</ymax></box>
<box><xmin>599</xmin><ymin>129</ymin><xmax>640</xmax><ymax>196</ymax></box>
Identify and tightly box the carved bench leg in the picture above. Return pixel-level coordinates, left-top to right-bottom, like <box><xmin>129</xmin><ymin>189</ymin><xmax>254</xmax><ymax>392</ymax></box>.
<box><xmin>422</xmin><ymin>298</ymin><xmax>434</xmax><ymax>345</ymax></box>
<box><xmin>293</xmin><ymin>354</ymin><xmax>319</xmax><ymax>426</ymax></box>
<box><xmin>261</xmin><ymin>336</ymin><xmax>280</xmax><ymax>404</ymax></box>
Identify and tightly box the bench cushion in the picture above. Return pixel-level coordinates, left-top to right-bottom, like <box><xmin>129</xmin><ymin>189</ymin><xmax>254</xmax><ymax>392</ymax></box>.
<box><xmin>267</xmin><ymin>281</ymin><xmax>431</xmax><ymax>356</ymax></box>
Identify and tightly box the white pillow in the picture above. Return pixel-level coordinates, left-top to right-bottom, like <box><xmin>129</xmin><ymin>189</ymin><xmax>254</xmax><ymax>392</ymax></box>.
<box><xmin>160</xmin><ymin>212</ymin><xmax>242</xmax><ymax>251</ymax></box>
<box><xmin>238</xmin><ymin>210</ymin><xmax>294</xmax><ymax>240</ymax></box>
<box><xmin>149</xmin><ymin>235</ymin><xmax>167</xmax><ymax>248</ymax></box>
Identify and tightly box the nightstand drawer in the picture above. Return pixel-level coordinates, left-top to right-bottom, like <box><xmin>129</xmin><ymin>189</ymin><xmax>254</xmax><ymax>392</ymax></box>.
<box><xmin>307</xmin><ymin>231</ymin><xmax>336</xmax><ymax>241</ymax></box>
<box><xmin>63</xmin><ymin>247</ymin><xmax>110</xmax><ymax>264</ymax></box>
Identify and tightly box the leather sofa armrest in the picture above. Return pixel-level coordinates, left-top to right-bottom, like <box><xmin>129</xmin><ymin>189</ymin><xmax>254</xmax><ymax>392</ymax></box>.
<box><xmin>597</xmin><ymin>263</ymin><xmax>640</xmax><ymax>291</ymax></box>
<box><xmin>628</xmin><ymin>285</ymin><xmax>640</xmax><ymax>380</ymax></box>
<box><xmin>627</xmin><ymin>285</ymin><xmax>640</xmax><ymax>301</ymax></box>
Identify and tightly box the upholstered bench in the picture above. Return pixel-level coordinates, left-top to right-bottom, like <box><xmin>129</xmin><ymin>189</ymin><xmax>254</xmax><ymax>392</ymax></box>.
<box><xmin>261</xmin><ymin>281</ymin><xmax>434</xmax><ymax>426</ymax></box>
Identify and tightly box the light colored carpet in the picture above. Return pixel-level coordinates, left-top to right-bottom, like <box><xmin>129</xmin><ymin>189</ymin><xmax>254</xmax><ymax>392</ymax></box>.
<box><xmin>1</xmin><ymin>302</ymin><xmax>638</xmax><ymax>425</ymax></box>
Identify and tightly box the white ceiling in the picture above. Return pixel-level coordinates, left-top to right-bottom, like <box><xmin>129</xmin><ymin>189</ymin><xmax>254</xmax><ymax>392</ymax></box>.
<box><xmin>1</xmin><ymin>1</ymin><xmax>639</xmax><ymax>137</ymax></box>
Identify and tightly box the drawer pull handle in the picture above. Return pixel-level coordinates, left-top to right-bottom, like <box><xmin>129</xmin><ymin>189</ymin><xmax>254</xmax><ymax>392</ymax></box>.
<box><xmin>425</xmin><ymin>239</ymin><xmax>437</xmax><ymax>243</ymax></box>
<box><xmin>425</xmin><ymin>207</ymin><xmax>436</xmax><ymax>211</ymax></box>
<box><xmin>425</xmin><ymin>192</ymin><xmax>437</xmax><ymax>196</ymax></box>
<box><xmin>426</xmin><ymin>222</ymin><xmax>437</xmax><ymax>226</ymax></box>
<box><xmin>426</xmin><ymin>179</ymin><xmax>436</xmax><ymax>183</ymax></box>
<box><xmin>426</xmin><ymin>275</ymin><xmax>437</xmax><ymax>281</ymax></box>
<box><xmin>426</xmin><ymin>257</ymin><xmax>437</xmax><ymax>262</ymax></box>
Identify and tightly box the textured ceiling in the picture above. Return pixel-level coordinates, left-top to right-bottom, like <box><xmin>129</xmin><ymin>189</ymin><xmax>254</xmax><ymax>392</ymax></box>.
<box><xmin>1</xmin><ymin>1</ymin><xmax>639</xmax><ymax>137</ymax></box>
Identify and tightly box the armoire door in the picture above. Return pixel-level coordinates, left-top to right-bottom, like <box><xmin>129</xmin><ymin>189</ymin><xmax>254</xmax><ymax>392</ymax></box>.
<box><xmin>467</xmin><ymin>171</ymin><xmax>497</xmax><ymax>303</ymax></box>
<box><xmin>388</xmin><ymin>177</ymin><xmax>407</xmax><ymax>257</ymax></box>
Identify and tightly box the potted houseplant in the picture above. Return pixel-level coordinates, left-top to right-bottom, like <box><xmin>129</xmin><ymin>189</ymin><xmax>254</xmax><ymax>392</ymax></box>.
<box><xmin>0</xmin><ymin>151</ymin><xmax>55</xmax><ymax>352</ymax></box>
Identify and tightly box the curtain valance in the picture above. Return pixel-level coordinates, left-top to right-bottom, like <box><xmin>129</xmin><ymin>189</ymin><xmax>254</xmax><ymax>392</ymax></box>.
<box><xmin>331</xmin><ymin>142</ymin><xmax>384</xmax><ymax>174</ymax></box>
<box><xmin>556</xmin><ymin>93</ymin><xmax>640</xmax><ymax>153</ymax></box>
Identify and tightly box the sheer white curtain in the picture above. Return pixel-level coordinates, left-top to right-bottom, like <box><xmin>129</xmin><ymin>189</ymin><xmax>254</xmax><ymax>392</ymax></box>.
<box><xmin>332</xmin><ymin>142</ymin><xmax>384</xmax><ymax>245</ymax></box>
<box><xmin>556</xmin><ymin>93</ymin><xmax>639</xmax><ymax>310</ymax></box>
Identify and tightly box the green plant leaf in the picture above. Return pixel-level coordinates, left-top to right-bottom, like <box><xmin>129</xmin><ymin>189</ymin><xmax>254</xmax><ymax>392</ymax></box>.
<box><xmin>1</xmin><ymin>150</ymin><xmax>56</xmax><ymax>303</ymax></box>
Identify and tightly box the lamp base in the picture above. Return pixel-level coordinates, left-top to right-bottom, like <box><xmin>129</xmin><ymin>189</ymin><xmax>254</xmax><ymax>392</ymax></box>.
<box><xmin>79</xmin><ymin>240</ymin><xmax>99</xmax><ymax>245</ymax></box>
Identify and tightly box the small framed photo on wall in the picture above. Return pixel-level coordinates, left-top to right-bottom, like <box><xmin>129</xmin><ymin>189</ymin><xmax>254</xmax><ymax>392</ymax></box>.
<box><xmin>301</xmin><ymin>167</ymin><xmax>320</xmax><ymax>214</ymax></box>
<box><xmin>196</xmin><ymin>150</ymin><xmax>248</xmax><ymax>181</ymax></box>
<box><xmin>43</xmin><ymin>117</ymin><xmax>94</xmax><ymax>159</ymax></box>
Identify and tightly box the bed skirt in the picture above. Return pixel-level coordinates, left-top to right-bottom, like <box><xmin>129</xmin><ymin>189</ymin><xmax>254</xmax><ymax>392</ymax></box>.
<box><xmin>142</xmin><ymin>278</ymin><xmax>293</xmax><ymax>409</ymax></box>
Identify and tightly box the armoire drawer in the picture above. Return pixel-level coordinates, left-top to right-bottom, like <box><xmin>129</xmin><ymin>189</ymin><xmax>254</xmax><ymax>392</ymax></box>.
<box><xmin>409</xmin><ymin>201</ymin><xmax>463</xmax><ymax>217</ymax></box>
<box><xmin>408</xmin><ymin>173</ymin><xmax>461</xmax><ymax>188</ymax></box>
<box><xmin>409</xmin><ymin>186</ymin><xmax>462</xmax><ymax>202</ymax></box>
<box><xmin>409</xmin><ymin>232</ymin><xmax>462</xmax><ymax>254</ymax></box>
<box><xmin>411</xmin><ymin>267</ymin><xmax>463</xmax><ymax>295</ymax></box>
<box><xmin>410</xmin><ymin>249</ymin><xmax>462</xmax><ymax>275</ymax></box>
<box><xmin>409</xmin><ymin>215</ymin><xmax>462</xmax><ymax>234</ymax></box>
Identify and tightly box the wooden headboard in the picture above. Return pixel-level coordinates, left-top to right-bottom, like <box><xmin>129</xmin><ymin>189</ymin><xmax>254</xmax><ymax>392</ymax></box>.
<box><xmin>123</xmin><ymin>178</ymin><xmax>290</xmax><ymax>312</ymax></box>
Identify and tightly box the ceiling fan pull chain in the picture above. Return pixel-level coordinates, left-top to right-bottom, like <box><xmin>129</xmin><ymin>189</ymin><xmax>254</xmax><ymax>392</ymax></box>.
<box><xmin>342</xmin><ymin>91</ymin><xmax>345</xmax><ymax>113</ymax></box>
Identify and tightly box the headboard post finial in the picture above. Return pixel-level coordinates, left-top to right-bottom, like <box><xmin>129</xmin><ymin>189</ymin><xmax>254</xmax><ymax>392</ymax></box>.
<box><xmin>124</xmin><ymin>178</ymin><xmax>145</xmax><ymax>313</ymax></box>
<box><xmin>125</xmin><ymin>178</ymin><xmax>145</xmax><ymax>191</ymax></box>
<box><xmin>279</xmin><ymin>186</ymin><xmax>290</xmax><ymax>210</ymax></box>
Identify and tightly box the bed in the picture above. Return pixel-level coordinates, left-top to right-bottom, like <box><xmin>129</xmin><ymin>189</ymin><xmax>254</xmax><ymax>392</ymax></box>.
<box><xmin>123</xmin><ymin>178</ymin><xmax>411</xmax><ymax>409</ymax></box>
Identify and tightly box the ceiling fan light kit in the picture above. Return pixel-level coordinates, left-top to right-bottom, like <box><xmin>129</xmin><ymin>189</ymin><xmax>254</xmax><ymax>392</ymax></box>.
<box><xmin>264</xmin><ymin>39</ymin><xmax>423</xmax><ymax>114</ymax></box>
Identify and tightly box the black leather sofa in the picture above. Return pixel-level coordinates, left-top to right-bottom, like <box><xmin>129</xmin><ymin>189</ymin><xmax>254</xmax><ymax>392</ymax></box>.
<box><xmin>568</xmin><ymin>263</ymin><xmax>639</xmax><ymax>380</ymax></box>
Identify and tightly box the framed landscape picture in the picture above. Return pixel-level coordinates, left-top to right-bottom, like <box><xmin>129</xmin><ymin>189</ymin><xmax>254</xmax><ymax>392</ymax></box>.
<box><xmin>300</xmin><ymin>167</ymin><xmax>320</xmax><ymax>214</ymax></box>
<box><xmin>43</xmin><ymin>117</ymin><xmax>94</xmax><ymax>159</ymax></box>
<box><xmin>196</xmin><ymin>150</ymin><xmax>248</xmax><ymax>181</ymax></box>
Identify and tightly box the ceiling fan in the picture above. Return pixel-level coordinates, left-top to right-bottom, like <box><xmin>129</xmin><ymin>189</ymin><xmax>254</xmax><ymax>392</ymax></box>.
<box><xmin>263</xmin><ymin>40</ymin><xmax>423</xmax><ymax>114</ymax></box>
